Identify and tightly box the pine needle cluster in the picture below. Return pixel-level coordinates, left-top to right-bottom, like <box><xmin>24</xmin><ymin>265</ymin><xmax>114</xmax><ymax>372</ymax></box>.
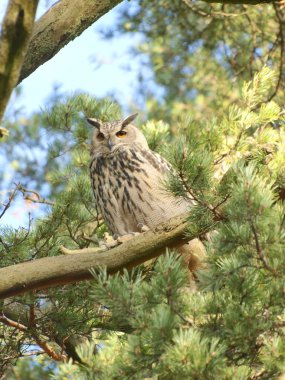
<box><xmin>1</xmin><ymin>68</ymin><xmax>284</xmax><ymax>379</ymax></box>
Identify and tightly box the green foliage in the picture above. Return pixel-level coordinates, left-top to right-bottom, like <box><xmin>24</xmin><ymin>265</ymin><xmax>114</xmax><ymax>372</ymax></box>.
<box><xmin>1</xmin><ymin>0</ymin><xmax>285</xmax><ymax>377</ymax></box>
<box><xmin>2</xmin><ymin>65</ymin><xmax>285</xmax><ymax>380</ymax></box>
<box><xmin>6</xmin><ymin>357</ymin><xmax>54</xmax><ymax>380</ymax></box>
<box><xmin>108</xmin><ymin>0</ymin><xmax>284</xmax><ymax>121</ymax></box>
<box><xmin>51</xmin><ymin>68</ymin><xmax>284</xmax><ymax>379</ymax></box>
<box><xmin>54</xmin><ymin>254</ymin><xmax>232</xmax><ymax>380</ymax></box>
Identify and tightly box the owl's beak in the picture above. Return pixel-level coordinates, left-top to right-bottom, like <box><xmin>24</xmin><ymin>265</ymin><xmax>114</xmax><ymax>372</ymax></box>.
<box><xmin>107</xmin><ymin>139</ymin><xmax>114</xmax><ymax>150</ymax></box>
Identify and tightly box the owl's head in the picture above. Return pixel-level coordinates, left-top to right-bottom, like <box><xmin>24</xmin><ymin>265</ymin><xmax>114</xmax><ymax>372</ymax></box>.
<box><xmin>87</xmin><ymin>113</ymin><xmax>149</xmax><ymax>155</ymax></box>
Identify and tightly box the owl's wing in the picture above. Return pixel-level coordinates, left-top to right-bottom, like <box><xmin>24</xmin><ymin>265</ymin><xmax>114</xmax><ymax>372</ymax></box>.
<box><xmin>125</xmin><ymin>147</ymin><xmax>192</xmax><ymax>229</ymax></box>
<box><xmin>152</xmin><ymin>151</ymin><xmax>175</xmax><ymax>174</ymax></box>
<box><xmin>138</xmin><ymin>149</ymin><xmax>174</xmax><ymax>175</ymax></box>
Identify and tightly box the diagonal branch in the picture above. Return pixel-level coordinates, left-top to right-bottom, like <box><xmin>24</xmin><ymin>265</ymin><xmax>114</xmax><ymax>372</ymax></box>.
<box><xmin>18</xmin><ymin>0</ymin><xmax>123</xmax><ymax>84</ymax></box>
<box><xmin>0</xmin><ymin>313</ymin><xmax>65</xmax><ymax>361</ymax></box>
<box><xmin>1</xmin><ymin>302</ymin><xmax>88</xmax><ymax>362</ymax></box>
<box><xmin>0</xmin><ymin>214</ymin><xmax>191</xmax><ymax>299</ymax></box>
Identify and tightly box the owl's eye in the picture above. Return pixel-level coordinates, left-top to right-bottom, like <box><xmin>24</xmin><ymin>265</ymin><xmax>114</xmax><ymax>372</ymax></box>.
<box><xmin>97</xmin><ymin>132</ymin><xmax>105</xmax><ymax>140</ymax></box>
<box><xmin>116</xmin><ymin>130</ymin><xmax>127</xmax><ymax>138</ymax></box>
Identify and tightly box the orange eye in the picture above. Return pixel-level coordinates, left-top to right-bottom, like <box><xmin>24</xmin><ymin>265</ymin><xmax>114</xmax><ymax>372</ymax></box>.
<box><xmin>116</xmin><ymin>130</ymin><xmax>127</xmax><ymax>138</ymax></box>
<box><xmin>97</xmin><ymin>132</ymin><xmax>104</xmax><ymax>140</ymax></box>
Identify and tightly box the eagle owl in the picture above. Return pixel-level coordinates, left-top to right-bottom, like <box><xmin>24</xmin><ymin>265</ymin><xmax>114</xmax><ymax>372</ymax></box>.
<box><xmin>88</xmin><ymin>114</ymin><xmax>204</xmax><ymax>274</ymax></box>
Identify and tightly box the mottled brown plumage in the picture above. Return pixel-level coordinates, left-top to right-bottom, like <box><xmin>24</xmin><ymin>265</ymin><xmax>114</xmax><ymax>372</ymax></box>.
<box><xmin>88</xmin><ymin>114</ymin><xmax>205</xmax><ymax>278</ymax></box>
<box><xmin>89</xmin><ymin>113</ymin><xmax>193</xmax><ymax>236</ymax></box>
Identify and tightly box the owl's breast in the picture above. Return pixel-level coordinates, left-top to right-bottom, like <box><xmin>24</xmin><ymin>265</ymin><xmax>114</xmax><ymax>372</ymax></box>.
<box><xmin>90</xmin><ymin>148</ymin><xmax>190</xmax><ymax>236</ymax></box>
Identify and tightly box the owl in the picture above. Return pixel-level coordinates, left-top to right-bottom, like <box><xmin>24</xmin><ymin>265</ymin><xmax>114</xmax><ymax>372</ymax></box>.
<box><xmin>88</xmin><ymin>114</ymin><xmax>204</xmax><ymax>274</ymax></box>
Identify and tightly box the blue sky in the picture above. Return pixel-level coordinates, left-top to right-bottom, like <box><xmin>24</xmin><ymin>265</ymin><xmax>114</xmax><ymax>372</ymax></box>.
<box><xmin>0</xmin><ymin>0</ymin><xmax>144</xmax><ymax>226</ymax></box>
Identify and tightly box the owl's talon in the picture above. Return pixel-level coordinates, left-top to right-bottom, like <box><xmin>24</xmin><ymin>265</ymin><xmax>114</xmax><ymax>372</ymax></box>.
<box><xmin>99</xmin><ymin>240</ymin><xmax>119</xmax><ymax>249</ymax></box>
<box><xmin>103</xmin><ymin>232</ymin><xmax>113</xmax><ymax>242</ymax></box>
<box><xmin>117</xmin><ymin>232</ymin><xmax>140</xmax><ymax>244</ymax></box>
<box><xmin>137</xmin><ymin>223</ymin><xmax>150</xmax><ymax>233</ymax></box>
<box><xmin>101</xmin><ymin>232</ymin><xmax>140</xmax><ymax>248</ymax></box>
<box><xmin>101</xmin><ymin>233</ymin><xmax>120</xmax><ymax>248</ymax></box>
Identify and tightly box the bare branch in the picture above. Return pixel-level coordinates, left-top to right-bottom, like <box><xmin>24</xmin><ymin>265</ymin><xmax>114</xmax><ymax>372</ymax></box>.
<box><xmin>0</xmin><ymin>313</ymin><xmax>65</xmax><ymax>361</ymax></box>
<box><xmin>0</xmin><ymin>214</ymin><xmax>191</xmax><ymax>299</ymax></box>
<box><xmin>33</xmin><ymin>335</ymin><xmax>65</xmax><ymax>361</ymax></box>
<box><xmin>18</xmin><ymin>185</ymin><xmax>55</xmax><ymax>206</ymax></box>
<box><xmin>0</xmin><ymin>185</ymin><xmax>19</xmax><ymax>219</ymax></box>
<box><xmin>0</xmin><ymin>314</ymin><xmax>27</xmax><ymax>332</ymax></box>
<box><xmin>0</xmin><ymin>0</ymin><xmax>38</xmax><ymax>121</ymax></box>
<box><xmin>1</xmin><ymin>303</ymin><xmax>87</xmax><ymax>362</ymax></box>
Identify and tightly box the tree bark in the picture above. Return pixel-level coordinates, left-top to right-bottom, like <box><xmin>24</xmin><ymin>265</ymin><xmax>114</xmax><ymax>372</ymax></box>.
<box><xmin>18</xmin><ymin>0</ymin><xmax>123</xmax><ymax>84</ymax></box>
<box><xmin>0</xmin><ymin>214</ymin><xmax>194</xmax><ymax>299</ymax></box>
<box><xmin>0</xmin><ymin>0</ymin><xmax>38</xmax><ymax>121</ymax></box>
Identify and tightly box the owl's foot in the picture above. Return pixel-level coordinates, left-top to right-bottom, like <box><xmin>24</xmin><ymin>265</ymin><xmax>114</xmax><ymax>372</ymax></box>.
<box><xmin>117</xmin><ymin>232</ymin><xmax>140</xmax><ymax>244</ymax></box>
<box><xmin>112</xmin><ymin>226</ymin><xmax>149</xmax><ymax>245</ymax></box>
<box><xmin>137</xmin><ymin>223</ymin><xmax>150</xmax><ymax>233</ymax></box>
<box><xmin>100</xmin><ymin>231</ymin><xmax>140</xmax><ymax>249</ymax></box>
<box><xmin>99</xmin><ymin>232</ymin><xmax>120</xmax><ymax>249</ymax></box>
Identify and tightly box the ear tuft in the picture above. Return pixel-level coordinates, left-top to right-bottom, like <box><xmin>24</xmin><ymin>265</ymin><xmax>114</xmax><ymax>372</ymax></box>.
<box><xmin>87</xmin><ymin>118</ymin><xmax>101</xmax><ymax>129</ymax></box>
<box><xmin>122</xmin><ymin>113</ymin><xmax>138</xmax><ymax>128</ymax></box>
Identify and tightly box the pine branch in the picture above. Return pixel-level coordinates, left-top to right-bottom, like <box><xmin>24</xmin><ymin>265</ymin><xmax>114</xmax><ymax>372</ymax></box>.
<box><xmin>0</xmin><ymin>185</ymin><xmax>19</xmax><ymax>219</ymax></box>
<box><xmin>0</xmin><ymin>313</ymin><xmax>65</xmax><ymax>361</ymax></box>
<box><xmin>1</xmin><ymin>303</ymin><xmax>87</xmax><ymax>362</ymax></box>
<box><xmin>0</xmin><ymin>214</ymin><xmax>191</xmax><ymax>299</ymax></box>
<box><xmin>18</xmin><ymin>185</ymin><xmax>55</xmax><ymax>206</ymax></box>
<box><xmin>18</xmin><ymin>0</ymin><xmax>123</xmax><ymax>83</ymax></box>
<box><xmin>0</xmin><ymin>0</ymin><xmax>38</xmax><ymax>122</ymax></box>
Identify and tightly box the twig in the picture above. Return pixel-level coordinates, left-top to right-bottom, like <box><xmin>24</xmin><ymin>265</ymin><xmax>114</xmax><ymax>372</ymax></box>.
<box><xmin>214</xmin><ymin>127</ymin><xmax>245</xmax><ymax>165</ymax></box>
<box><xmin>178</xmin><ymin>171</ymin><xmax>226</xmax><ymax>222</ymax></box>
<box><xmin>18</xmin><ymin>185</ymin><xmax>54</xmax><ymax>206</ymax></box>
<box><xmin>0</xmin><ymin>313</ymin><xmax>65</xmax><ymax>361</ymax></box>
<box><xmin>32</xmin><ymin>335</ymin><xmax>65</xmax><ymax>361</ymax></box>
<box><xmin>250</xmin><ymin>223</ymin><xmax>277</xmax><ymax>275</ymax></box>
<box><xmin>28</xmin><ymin>303</ymin><xmax>36</xmax><ymax>328</ymax></box>
<box><xmin>22</xmin><ymin>350</ymin><xmax>45</xmax><ymax>356</ymax></box>
<box><xmin>0</xmin><ymin>314</ymin><xmax>27</xmax><ymax>332</ymax></box>
<box><xmin>211</xmin><ymin>194</ymin><xmax>230</xmax><ymax>212</ymax></box>
<box><xmin>0</xmin><ymin>185</ymin><xmax>19</xmax><ymax>219</ymax></box>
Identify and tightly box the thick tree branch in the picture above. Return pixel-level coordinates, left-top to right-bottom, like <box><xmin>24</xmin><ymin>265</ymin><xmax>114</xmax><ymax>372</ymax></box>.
<box><xmin>0</xmin><ymin>214</ymin><xmax>192</xmax><ymax>299</ymax></box>
<box><xmin>0</xmin><ymin>0</ymin><xmax>38</xmax><ymax>121</ymax></box>
<box><xmin>18</xmin><ymin>0</ymin><xmax>123</xmax><ymax>84</ymax></box>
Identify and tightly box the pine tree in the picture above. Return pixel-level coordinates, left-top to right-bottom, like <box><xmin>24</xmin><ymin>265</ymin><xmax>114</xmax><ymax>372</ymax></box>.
<box><xmin>1</xmin><ymin>67</ymin><xmax>284</xmax><ymax>379</ymax></box>
<box><xmin>1</xmin><ymin>1</ymin><xmax>285</xmax><ymax>378</ymax></box>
